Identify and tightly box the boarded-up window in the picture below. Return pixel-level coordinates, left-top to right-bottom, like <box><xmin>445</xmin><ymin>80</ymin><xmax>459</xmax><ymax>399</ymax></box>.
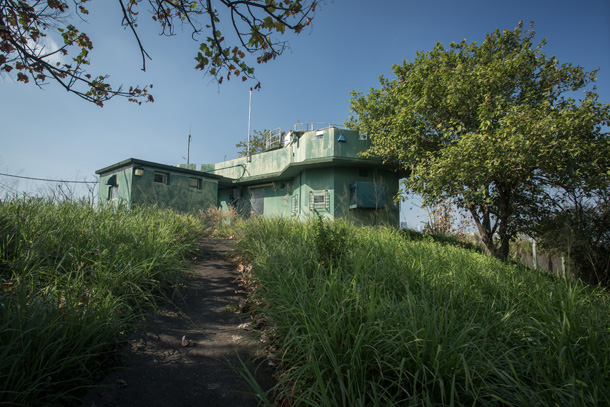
<box><xmin>189</xmin><ymin>178</ymin><xmax>202</xmax><ymax>189</ymax></box>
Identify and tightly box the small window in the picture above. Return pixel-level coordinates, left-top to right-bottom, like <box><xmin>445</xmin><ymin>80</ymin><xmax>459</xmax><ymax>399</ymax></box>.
<box><xmin>189</xmin><ymin>177</ymin><xmax>202</xmax><ymax>189</ymax></box>
<box><xmin>315</xmin><ymin>130</ymin><xmax>324</xmax><ymax>139</ymax></box>
<box><xmin>154</xmin><ymin>172</ymin><xmax>168</xmax><ymax>184</ymax></box>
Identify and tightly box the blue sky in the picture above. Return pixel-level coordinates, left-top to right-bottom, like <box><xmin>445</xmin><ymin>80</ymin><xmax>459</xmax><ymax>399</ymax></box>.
<box><xmin>1</xmin><ymin>0</ymin><xmax>609</xmax><ymax>228</ymax></box>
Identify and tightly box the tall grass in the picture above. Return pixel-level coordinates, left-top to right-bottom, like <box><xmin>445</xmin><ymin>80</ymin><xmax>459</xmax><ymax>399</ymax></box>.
<box><xmin>237</xmin><ymin>218</ymin><xmax>610</xmax><ymax>406</ymax></box>
<box><xmin>199</xmin><ymin>205</ymin><xmax>242</xmax><ymax>237</ymax></box>
<box><xmin>0</xmin><ymin>198</ymin><xmax>203</xmax><ymax>406</ymax></box>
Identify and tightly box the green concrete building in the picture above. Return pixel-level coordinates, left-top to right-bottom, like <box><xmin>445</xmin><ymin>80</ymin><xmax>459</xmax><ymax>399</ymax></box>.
<box><xmin>96</xmin><ymin>158</ymin><xmax>223</xmax><ymax>213</ymax></box>
<box><xmin>96</xmin><ymin>125</ymin><xmax>403</xmax><ymax>226</ymax></box>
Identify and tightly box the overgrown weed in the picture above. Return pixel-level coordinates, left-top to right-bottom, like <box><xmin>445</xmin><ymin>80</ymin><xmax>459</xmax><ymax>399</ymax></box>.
<box><xmin>236</xmin><ymin>218</ymin><xmax>610</xmax><ymax>406</ymax></box>
<box><xmin>199</xmin><ymin>205</ymin><xmax>241</xmax><ymax>237</ymax></box>
<box><xmin>0</xmin><ymin>198</ymin><xmax>203</xmax><ymax>405</ymax></box>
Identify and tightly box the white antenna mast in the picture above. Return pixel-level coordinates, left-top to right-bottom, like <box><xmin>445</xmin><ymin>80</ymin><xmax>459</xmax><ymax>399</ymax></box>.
<box><xmin>247</xmin><ymin>87</ymin><xmax>252</xmax><ymax>163</ymax></box>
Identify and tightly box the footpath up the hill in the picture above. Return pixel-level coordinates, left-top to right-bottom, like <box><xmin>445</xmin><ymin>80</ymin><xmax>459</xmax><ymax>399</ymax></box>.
<box><xmin>83</xmin><ymin>238</ymin><xmax>274</xmax><ymax>407</ymax></box>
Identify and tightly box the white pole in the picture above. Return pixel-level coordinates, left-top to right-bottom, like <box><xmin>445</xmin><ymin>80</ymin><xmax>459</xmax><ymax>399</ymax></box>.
<box><xmin>247</xmin><ymin>88</ymin><xmax>252</xmax><ymax>163</ymax></box>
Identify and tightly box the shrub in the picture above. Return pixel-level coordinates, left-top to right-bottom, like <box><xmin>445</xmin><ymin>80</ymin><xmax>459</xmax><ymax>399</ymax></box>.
<box><xmin>534</xmin><ymin>199</ymin><xmax>610</xmax><ymax>286</ymax></box>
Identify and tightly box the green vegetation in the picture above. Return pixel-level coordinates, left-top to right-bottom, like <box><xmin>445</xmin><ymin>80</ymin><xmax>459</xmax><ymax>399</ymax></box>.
<box><xmin>237</xmin><ymin>218</ymin><xmax>610</xmax><ymax>406</ymax></box>
<box><xmin>236</xmin><ymin>129</ymin><xmax>273</xmax><ymax>157</ymax></box>
<box><xmin>533</xmin><ymin>190</ymin><xmax>610</xmax><ymax>286</ymax></box>
<box><xmin>0</xmin><ymin>198</ymin><xmax>203</xmax><ymax>405</ymax></box>
<box><xmin>348</xmin><ymin>22</ymin><xmax>610</xmax><ymax>262</ymax></box>
<box><xmin>200</xmin><ymin>205</ymin><xmax>241</xmax><ymax>238</ymax></box>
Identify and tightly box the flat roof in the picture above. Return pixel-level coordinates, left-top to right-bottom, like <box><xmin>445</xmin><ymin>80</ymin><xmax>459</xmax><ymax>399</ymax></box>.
<box><xmin>95</xmin><ymin>158</ymin><xmax>227</xmax><ymax>180</ymax></box>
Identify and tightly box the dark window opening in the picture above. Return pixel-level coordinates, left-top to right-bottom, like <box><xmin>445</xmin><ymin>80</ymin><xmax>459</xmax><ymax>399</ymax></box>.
<box><xmin>154</xmin><ymin>172</ymin><xmax>169</xmax><ymax>184</ymax></box>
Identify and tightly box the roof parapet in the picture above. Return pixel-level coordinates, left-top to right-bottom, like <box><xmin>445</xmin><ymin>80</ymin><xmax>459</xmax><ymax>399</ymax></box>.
<box><xmin>293</xmin><ymin>122</ymin><xmax>345</xmax><ymax>132</ymax></box>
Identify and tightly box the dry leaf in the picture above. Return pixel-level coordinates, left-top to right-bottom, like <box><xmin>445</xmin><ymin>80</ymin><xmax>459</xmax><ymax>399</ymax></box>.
<box><xmin>181</xmin><ymin>335</ymin><xmax>192</xmax><ymax>347</ymax></box>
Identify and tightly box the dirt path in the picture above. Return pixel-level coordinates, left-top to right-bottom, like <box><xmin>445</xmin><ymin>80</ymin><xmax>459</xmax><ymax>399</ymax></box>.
<box><xmin>83</xmin><ymin>238</ymin><xmax>274</xmax><ymax>407</ymax></box>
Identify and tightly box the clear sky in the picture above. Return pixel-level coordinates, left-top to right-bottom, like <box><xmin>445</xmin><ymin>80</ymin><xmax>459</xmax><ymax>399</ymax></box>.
<box><xmin>1</xmin><ymin>0</ymin><xmax>609</xmax><ymax>228</ymax></box>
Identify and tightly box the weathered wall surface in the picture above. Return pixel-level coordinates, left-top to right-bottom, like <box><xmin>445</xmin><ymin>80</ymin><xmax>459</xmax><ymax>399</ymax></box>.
<box><xmin>97</xmin><ymin>159</ymin><xmax>218</xmax><ymax>213</ymax></box>
<box><xmin>209</xmin><ymin>128</ymin><xmax>401</xmax><ymax>226</ymax></box>
<box><xmin>98</xmin><ymin>167</ymin><xmax>133</xmax><ymax>207</ymax></box>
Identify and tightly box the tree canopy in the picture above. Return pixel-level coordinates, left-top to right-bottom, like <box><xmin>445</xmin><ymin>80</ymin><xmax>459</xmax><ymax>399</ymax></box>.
<box><xmin>235</xmin><ymin>128</ymin><xmax>269</xmax><ymax>157</ymax></box>
<box><xmin>0</xmin><ymin>0</ymin><xmax>316</xmax><ymax>106</ymax></box>
<box><xmin>348</xmin><ymin>22</ymin><xmax>610</xmax><ymax>261</ymax></box>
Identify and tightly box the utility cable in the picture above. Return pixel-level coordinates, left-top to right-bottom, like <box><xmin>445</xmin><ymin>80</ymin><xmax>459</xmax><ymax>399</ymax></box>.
<box><xmin>0</xmin><ymin>172</ymin><xmax>97</xmax><ymax>184</ymax></box>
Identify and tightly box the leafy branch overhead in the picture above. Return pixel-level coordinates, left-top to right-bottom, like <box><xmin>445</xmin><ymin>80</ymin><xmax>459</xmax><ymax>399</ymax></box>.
<box><xmin>0</xmin><ymin>0</ymin><xmax>317</xmax><ymax>106</ymax></box>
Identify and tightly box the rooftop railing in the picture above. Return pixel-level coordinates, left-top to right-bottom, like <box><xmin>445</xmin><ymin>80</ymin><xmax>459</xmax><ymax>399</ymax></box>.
<box><xmin>264</xmin><ymin>127</ymin><xmax>283</xmax><ymax>150</ymax></box>
<box><xmin>293</xmin><ymin>122</ymin><xmax>345</xmax><ymax>132</ymax></box>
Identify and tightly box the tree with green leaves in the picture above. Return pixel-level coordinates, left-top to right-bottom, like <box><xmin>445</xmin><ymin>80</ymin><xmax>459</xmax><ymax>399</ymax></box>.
<box><xmin>348</xmin><ymin>22</ymin><xmax>610</xmax><ymax>261</ymax></box>
<box><xmin>235</xmin><ymin>128</ymin><xmax>270</xmax><ymax>157</ymax></box>
<box><xmin>0</xmin><ymin>0</ymin><xmax>316</xmax><ymax>106</ymax></box>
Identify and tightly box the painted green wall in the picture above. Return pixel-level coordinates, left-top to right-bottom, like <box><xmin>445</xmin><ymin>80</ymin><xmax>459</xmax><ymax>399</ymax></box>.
<box><xmin>258</xmin><ymin>184</ymin><xmax>292</xmax><ymax>217</ymax></box>
<box><xmin>201</xmin><ymin>128</ymin><xmax>379</xmax><ymax>182</ymax></box>
<box><xmin>130</xmin><ymin>168</ymin><xmax>217</xmax><ymax>213</ymax></box>
<box><xmin>211</xmin><ymin>128</ymin><xmax>401</xmax><ymax>226</ymax></box>
<box><xmin>333</xmin><ymin>168</ymin><xmax>400</xmax><ymax>226</ymax></box>
<box><xmin>98</xmin><ymin>161</ymin><xmax>217</xmax><ymax>213</ymax></box>
<box><xmin>98</xmin><ymin>168</ymin><xmax>133</xmax><ymax>207</ymax></box>
<box><xmin>299</xmin><ymin>168</ymin><xmax>334</xmax><ymax>219</ymax></box>
<box><xmin>218</xmin><ymin>166</ymin><xmax>399</xmax><ymax>226</ymax></box>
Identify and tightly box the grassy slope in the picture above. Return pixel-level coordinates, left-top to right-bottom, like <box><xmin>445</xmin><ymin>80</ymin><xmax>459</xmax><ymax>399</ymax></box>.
<box><xmin>237</xmin><ymin>218</ymin><xmax>610</xmax><ymax>406</ymax></box>
<box><xmin>0</xmin><ymin>199</ymin><xmax>203</xmax><ymax>406</ymax></box>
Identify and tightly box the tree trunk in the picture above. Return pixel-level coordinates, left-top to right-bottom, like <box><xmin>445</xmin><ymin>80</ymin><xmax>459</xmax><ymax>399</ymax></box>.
<box><xmin>496</xmin><ymin>229</ymin><xmax>510</xmax><ymax>261</ymax></box>
<box><xmin>468</xmin><ymin>204</ymin><xmax>497</xmax><ymax>258</ymax></box>
<box><xmin>468</xmin><ymin>204</ymin><xmax>511</xmax><ymax>261</ymax></box>
<box><xmin>495</xmin><ymin>184</ymin><xmax>512</xmax><ymax>261</ymax></box>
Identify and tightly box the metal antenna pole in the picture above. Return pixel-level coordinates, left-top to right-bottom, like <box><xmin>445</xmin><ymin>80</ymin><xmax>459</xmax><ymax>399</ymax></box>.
<box><xmin>247</xmin><ymin>88</ymin><xmax>252</xmax><ymax>163</ymax></box>
<box><xmin>187</xmin><ymin>127</ymin><xmax>192</xmax><ymax>165</ymax></box>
